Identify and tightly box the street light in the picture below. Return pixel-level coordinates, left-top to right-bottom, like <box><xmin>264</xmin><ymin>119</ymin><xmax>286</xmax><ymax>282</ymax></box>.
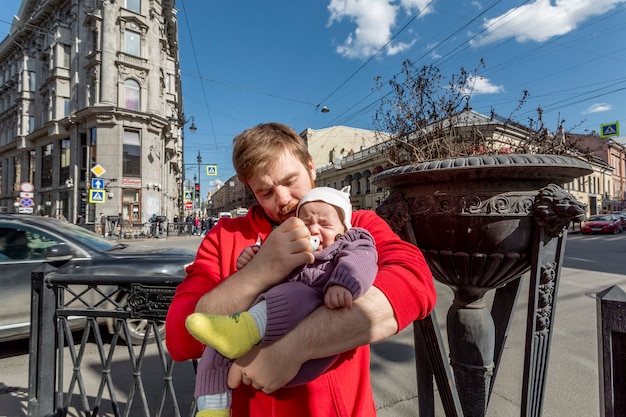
<box><xmin>178</xmin><ymin>114</ymin><xmax>197</xmax><ymax>219</ymax></box>
<box><xmin>197</xmin><ymin>150</ymin><xmax>202</xmax><ymax>212</ymax></box>
<box><xmin>188</xmin><ymin>116</ymin><xmax>197</xmax><ymax>133</ymax></box>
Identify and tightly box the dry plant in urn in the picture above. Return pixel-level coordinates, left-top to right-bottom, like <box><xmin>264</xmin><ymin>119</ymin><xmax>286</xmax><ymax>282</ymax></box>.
<box><xmin>370</xmin><ymin>59</ymin><xmax>593</xmax><ymax>417</ymax></box>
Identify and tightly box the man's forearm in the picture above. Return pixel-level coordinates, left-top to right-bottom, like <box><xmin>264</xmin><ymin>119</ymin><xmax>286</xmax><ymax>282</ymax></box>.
<box><xmin>276</xmin><ymin>286</ymin><xmax>398</xmax><ymax>362</ymax></box>
<box><xmin>195</xmin><ymin>266</ymin><xmax>270</xmax><ymax>315</ymax></box>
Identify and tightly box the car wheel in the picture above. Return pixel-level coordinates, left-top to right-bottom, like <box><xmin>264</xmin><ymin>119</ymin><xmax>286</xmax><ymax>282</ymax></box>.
<box><xmin>110</xmin><ymin>293</ymin><xmax>166</xmax><ymax>345</ymax></box>
<box><xmin>122</xmin><ymin>315</ymin><xmax>165</xmax><ymax>345</ymax></box>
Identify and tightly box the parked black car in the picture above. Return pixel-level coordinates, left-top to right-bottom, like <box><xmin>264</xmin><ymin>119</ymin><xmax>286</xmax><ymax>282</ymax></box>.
<box><xmin>0</xmin><ymin>214</ymin><xmax>195</xmax><ymax>343</ymax></box>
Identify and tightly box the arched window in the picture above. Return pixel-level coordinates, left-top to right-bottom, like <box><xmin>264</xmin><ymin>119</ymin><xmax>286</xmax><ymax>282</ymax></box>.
<box><xmin>124</xmin><ymin>79</ymin><xmax>140</xmax><ymax>111</ymax></box>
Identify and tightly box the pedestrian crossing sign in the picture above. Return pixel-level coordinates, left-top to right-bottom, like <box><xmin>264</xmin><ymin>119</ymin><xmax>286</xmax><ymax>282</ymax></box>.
<box><xmin>184</xmin><ymin>190</ymin><xmax>194</xmax><ymax>202</ymax></box>
<box><xmin>600</xmin><ymin>122</ymin><xmax>619</xmax><ymax>138</ymax></box>
<box><xmin>206</xmin><ymin>165</ymin><xmax>218</xmax><ymax>176</ymax></box>
<box><xmin>89</xmin><ymin>189</ymin><xmax>105</xmax><ymax>203</ymax></box>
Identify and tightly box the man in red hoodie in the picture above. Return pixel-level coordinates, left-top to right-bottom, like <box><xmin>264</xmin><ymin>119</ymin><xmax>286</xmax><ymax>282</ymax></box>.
<box><xmin>166</xmin><ymin>122</ymin><xmax>436</xmax><ymax>417</ymax></box>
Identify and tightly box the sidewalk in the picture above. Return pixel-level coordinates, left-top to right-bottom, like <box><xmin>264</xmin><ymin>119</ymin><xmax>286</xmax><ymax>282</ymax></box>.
<box><xmin>370</xmin><ymin>268</ymin><xmax>609</xmax><ymax>417</ymax></box>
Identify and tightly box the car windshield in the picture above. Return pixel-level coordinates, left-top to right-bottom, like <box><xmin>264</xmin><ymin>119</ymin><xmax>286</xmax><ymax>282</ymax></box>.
<box><xmin>589</xmin><ymin>215</ymin><xmax>612</xmax><ymax>221</ymax></box>
<box><xmin>55</xmin><ymin>221</ymin><xmax>118</xmax><ymax>251</ymax></box>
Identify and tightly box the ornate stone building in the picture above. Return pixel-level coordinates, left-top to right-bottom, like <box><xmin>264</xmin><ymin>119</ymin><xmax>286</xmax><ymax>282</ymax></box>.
<box><xmin>0</xmin><ymin>0</ymin><xmax>185</xmax><ymax>223</ymax></box>
<box><xmin>313</xmin><ymin>111</ymin><xmax>612</xmax><ymax>217</ymax></box>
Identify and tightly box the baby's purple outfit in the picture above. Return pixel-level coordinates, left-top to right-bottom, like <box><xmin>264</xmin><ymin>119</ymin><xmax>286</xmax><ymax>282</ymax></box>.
<box><xmin>194</xmin><ymin>227</ymin><xmax>378</xmax><ymax>397</ymax></box>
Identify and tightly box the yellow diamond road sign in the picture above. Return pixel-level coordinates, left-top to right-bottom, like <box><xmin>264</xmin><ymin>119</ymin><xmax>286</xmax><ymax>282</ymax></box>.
<box><xmin>91</xmin><ymin>164</ymin><xmax>106</xmax><ymax>177</ymax></box>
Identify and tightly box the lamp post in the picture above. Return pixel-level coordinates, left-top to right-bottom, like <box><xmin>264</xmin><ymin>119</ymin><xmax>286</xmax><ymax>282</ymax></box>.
<box><xmin>197</xmin><ymin>150</ymin><xmax>202</xmax><ymax>213</ymax></box>
<box><xmin>178</xmin><ymin>114</ymin><xmax>197</xmax><ymax>220</ymax></box>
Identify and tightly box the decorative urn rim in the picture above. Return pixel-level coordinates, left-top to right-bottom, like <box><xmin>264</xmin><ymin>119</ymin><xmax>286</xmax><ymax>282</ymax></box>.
<box><xmin>372</xmin><ymin>154</ymin><xmax>593</xmax><ymax>187</ymax></box>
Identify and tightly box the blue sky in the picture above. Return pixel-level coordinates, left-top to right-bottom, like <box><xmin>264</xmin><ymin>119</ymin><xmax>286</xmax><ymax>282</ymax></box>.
<box><xmin>2</xmin><ymin>0</ymin><xmax>626</xmax><ymax>194</ymax></box>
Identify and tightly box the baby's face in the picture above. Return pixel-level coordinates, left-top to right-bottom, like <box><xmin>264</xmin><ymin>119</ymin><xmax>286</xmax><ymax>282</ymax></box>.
<box><xmin>297</xmin><ymin>201</ymin><xmax>345</xmax><ymax>251</ymax></box>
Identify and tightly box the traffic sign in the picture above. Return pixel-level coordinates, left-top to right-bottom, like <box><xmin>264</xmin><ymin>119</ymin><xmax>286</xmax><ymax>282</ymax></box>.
<box><xmin>89</xmin><ymin>189</ymin><xmax>105</xmax><ymax>203</ymax></box>
<box><xmin>185</xmin><ymin>201</ymin><xmax>193</xmax><ymax>209</ymax></box>
<box><xmin>20</xmin><ymin>182</ymin><xmax>34</xmax><ymax>192</ymax></box>
<box><xmin>91</xmin><ymin>164</ymin><xmax>106</xmax><ymax>177</ymax></box>
<box><xmin>184</xmin><ymin>190</ymin><xmax>193</xmax><ymax>202</ymax></box>
<box><xmin>600</xmin><ymin>122</ymin><xmax>620</xmax><ymax>138</ymax></box>
<box><xmin>206</xmin><ymin>165</ymin><xmax>218</xmax><ymax>176</ymax></box>
<box><xmin>91</xmin><ymin>178</ymin><xmax>105</xmax><ymax>189</ymax></box>
<box><xmin>20</xmin><ymin>197</ymin><xmax>34</xmax><ymax>208</ymax></box>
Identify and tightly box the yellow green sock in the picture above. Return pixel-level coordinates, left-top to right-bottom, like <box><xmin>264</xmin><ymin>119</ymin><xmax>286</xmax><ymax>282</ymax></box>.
<box><xmin>196</xmin><ymin>409</ymin><xmax>230</xmax><ymax>417</ymax></box>
<box><xmin>186</xmin><ymin>312</ymin><xmax>261</xmax><ymax>359</ymax></box>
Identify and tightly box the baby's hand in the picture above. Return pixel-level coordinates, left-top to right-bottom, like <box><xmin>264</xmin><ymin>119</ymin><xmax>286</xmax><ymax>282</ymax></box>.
<box><xmin>324</xmin><ymin>285</ymin><xmax>353</xmax><ymax>309</ymax></box>
<box><xmin>236</xmin><ymin>245</ymin><xmax>260</xmax><ymax>270</ymax></box>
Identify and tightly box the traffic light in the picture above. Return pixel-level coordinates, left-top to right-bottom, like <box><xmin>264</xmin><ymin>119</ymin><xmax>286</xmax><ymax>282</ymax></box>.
<box><xmin>195</xmin><ymin>183</ymin><xmax>200</xmax><ymax>193</ymax></box>
<box><xmin>80</xmin><ymin>189</ymin><xmax>88</xmax><ymax>216</ymax></box>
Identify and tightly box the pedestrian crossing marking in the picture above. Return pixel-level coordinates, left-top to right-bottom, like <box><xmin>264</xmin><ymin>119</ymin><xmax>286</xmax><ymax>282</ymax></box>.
<box><xmin>600</xmin><ymin>122</ymin><xmax>619</xmax><ymax>138</ymax></box>
<box><xmin>206</xmin><ymin>165</ymin><xmax>218</xmax><ymax>176</ymax></box>
<box><xmin>89</xmin><ymin>189</ymin><xmax>105</xmax><ymax>203</ymax></box>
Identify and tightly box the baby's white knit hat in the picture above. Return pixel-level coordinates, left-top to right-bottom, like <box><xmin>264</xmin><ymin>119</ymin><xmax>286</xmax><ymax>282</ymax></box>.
<box><xmin>297</xmin><ymin>186</ymin><xmax>352</xmax><ymax>231</ymax></box>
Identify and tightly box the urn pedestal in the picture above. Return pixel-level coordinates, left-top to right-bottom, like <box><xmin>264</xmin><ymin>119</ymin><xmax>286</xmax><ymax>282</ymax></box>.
<box><xmin>373</xmin><ymin>155</ymin><xmax>592</xmax><ymax>417</ymax></box>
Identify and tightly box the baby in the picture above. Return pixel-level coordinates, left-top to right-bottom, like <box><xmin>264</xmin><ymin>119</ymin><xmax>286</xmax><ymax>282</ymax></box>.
<box><xmin>185</xmin><ymin>187</ymin><xmax>378</xmax><ymax>417</ymax></box>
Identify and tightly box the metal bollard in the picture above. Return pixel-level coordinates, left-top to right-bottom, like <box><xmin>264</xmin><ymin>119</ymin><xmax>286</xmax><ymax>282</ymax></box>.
<box><xmin>597</xmin><ymin>285</ymin><xmax>626</xmax><ymax>417</ymax></box>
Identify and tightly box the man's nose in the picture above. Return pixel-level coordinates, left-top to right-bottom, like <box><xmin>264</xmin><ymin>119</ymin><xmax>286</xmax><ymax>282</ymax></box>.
<box><xmin>275</xmin><ymin>187</ymin><xmax>293</xmax><ymax>206</ymax></box>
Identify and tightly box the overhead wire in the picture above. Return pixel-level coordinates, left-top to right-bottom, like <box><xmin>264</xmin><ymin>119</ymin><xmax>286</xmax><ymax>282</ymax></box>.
<box><xmin>179</xmin><ymin>0</ymin><xmax>219</xmax><ymax>151</ymax></box>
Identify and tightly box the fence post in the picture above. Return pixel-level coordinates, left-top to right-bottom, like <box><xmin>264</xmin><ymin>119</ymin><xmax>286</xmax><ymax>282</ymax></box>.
<box><xmin>28</xmin><ymin>265</ymin><xmax>59</xmax><ymax>417</ymax></box>
<box><xmin>597</xmin><ymin>285</ymin><xmax>626</xmax><ymax>417</ymax></box>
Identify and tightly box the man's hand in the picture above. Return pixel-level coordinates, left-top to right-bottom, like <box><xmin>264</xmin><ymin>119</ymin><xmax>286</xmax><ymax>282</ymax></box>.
<box><xmin>227</xmin><ymin>342</ymin><xmax>304</xmax><ymax>395</ymax></box>
<box><xmin>246</xmin><ymin>217</ymin><xmax>315</xmax><ymax>288</ymax></box>
<box><xmin>324</xmin><ymin>285</ymin><xmax>354</xmax><ymax>309</ymax></box>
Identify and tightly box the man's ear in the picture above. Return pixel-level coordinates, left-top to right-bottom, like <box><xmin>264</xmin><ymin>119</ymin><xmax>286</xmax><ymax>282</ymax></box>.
<box><xmin>309</xmin><ymin>158</ymin><xmax>317</xmax><ymax>181</ymax></box>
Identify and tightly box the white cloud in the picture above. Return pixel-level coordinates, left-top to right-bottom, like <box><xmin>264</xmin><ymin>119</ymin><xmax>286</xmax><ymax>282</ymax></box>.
<box><xmin>328</xmin><ymin>0</ymin><xmax>433</xmax><ymax>59</ymax></box>
<box><xmin>470</xmin><ymin>0</ymin><xmax>626</xmax><ymax>47</ymax></box>
<box><xmin>461</xmin><ymin>76</ymin><xmax>504</xmax><ymax>96</ymax></box>
<box><xmin>585</xmin><ymin>103</ymin><xmax>612</xmax><ymax>114</ymax></box>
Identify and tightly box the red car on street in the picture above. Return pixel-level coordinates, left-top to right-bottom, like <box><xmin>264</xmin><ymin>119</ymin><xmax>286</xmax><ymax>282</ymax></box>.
<box><xmin>581</xmin><ymin>214</ymin><xmax>624</xmax><ymax>234</ymax></box>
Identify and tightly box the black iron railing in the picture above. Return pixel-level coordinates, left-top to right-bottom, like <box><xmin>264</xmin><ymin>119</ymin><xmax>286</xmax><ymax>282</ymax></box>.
<box><xmin>28</xmin><ymin>265</ymin><xmax>196</xmax><ymax>417</ymax></box>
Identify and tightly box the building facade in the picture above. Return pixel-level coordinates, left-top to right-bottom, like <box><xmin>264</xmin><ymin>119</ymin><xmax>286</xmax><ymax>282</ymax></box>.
<box><xmin>574</xmin><ymin>134</ymin><xmax>626</xmax><ymax>212</ymax></box>
<box><xmin>0</xmin><ymin>0</ymin><xmax>186</xmax><ymax>224</ymax></box>
<box><xmin>313</xmin><ymin>112</ymin><xmax>614</xmax><ymax>218</ymax></box>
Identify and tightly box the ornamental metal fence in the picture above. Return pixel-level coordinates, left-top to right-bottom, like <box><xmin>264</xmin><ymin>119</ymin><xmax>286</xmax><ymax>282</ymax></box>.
<box><xmin>27</xmin><ymin>265</ymin><xmax>196</xmax><ymax>417</ymax></box>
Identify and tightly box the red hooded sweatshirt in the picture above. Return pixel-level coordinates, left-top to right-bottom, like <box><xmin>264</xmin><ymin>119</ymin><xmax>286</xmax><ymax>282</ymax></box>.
<box><xmin>166</xmin><ymin>205</ymin><xmax>435</xmax><ymax>417</ymax></box>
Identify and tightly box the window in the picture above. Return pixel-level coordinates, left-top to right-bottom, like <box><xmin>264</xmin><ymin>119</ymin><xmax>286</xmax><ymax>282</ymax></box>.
<box><xmin>60</xmin><ymin>139</ymin><xmax>70</xmax><ymax>184</ymax></box>
<box><xmin>13</xmin><ymin>155</ymin><xmax>21</xmax><ymax>192</ymax></box>
<box><xmin>124</xmin><ymin>79</ymin><xmax>140</xmax><ymax>111</ymax></box>
<box><xmin>90</xmin><ymin>128</ymin><xmax>97</xmax><ymax>165</ymax></box>
<box><xmin>41</xmin><ymin>144</ymin><xmax>53</xmax><ymax>187</ymax></box>
<box><xmin>125</xmin><ymin>0</ymin><xmax>141</xmax><ymax>13</ymax></box>
<box><xmin>27</xmin><ymin>71</ymin><xmax>36</xmax><ymax>92</ymax></box>
<box><xmin>29</xmin><ymin>116</ymin><xmax>35</xmax><ymax>133</ymax></box>
<box><xmin>29</xmin><ymin>150</ymin><xmax>35</xmax><ymax>184</ymax></box>
<box><xmin>61</xmin><ymin>44</ymin><xmax>71</xmax><ymax>69</ymax></box>
<box><xmin>123</xmin><ymin>129</ymin><xmax>141</xmax><ymax>177</ymax></box>
<box><xmin>125</xmin><ymin>29</ymin><xmax>141</xmax><ymax>57</ymax></box>
<box><xmin>0</xmin><ymin>227</ymin><xmax>60</xmax><ymax>262</ymax></box>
